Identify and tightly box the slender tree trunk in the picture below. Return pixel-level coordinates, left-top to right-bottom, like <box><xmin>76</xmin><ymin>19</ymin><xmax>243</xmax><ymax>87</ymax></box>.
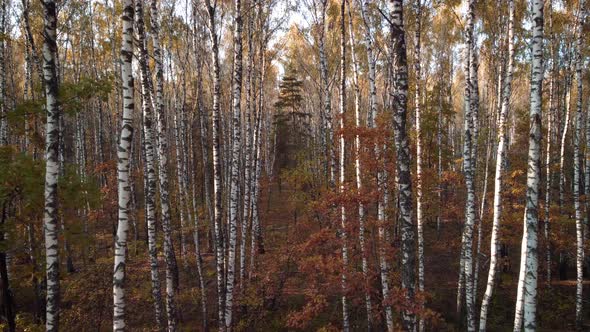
<box><xmin>545</xmin><ymin>1</ymin><xmax>556</xmax><ymax>287</ymax></box>
<box><xmin>513</xmin><ymin>1</ymin><xmax>543</xmax><ymax>330</ymax></box>
<box><xmin>240</xmin><ymin>4</ymin><xmax>255</xmax><ymax>290</ymax></box>
<box><xmin>41</xmin><ymin>1</ymin><xmax>61</xmax><ymax>330</ymax></box>
<box><xmin>113</xmin><ymin>0</ymin><xmax>134</xmax><ymax>330</ymax></box>
<box><xmin>338</xmin><ymin>2</ymin><xmax>349</xmax><ymax>331</ymax></box>
<box><xmin>150</xmin><ymin>2</ymin><xmax>178</xmax><ymax>329</ymax></box>
<box><xmin>413</xmin><ymin>3</ymin><xmax>425</xmax><ymax>330</ymax></box>
<box><xmin>559</xmin><ymin>73</ymin><xmax>573</xmax><ymax>211</ymax></box>
<box><xmin>135</xmin><ymin>1</ymin><xmax>164</xmax><ymax>326</ymax></box>
<box><xmin>457</xmin><ymin>1</ymin><xmax>477</xmax><ymax>329</ymax></box>
<box><xmin>0</xmin><ymin>0</ymin><xmax>6</xmax><ymax>145</ymax></box>
<box><xmin>389</xmin><ymin>1</ymin><xmax>416</xmax><ymax>330</ymax></box>
<box><xmin>319</xmin><ymin>0</ymin><xmax>335</xmax><ymax>187</ymax></box>
<box><xmin>250</xmin><ymin>8</ymin><xmax>268</xmax><ymax>271</ymax></box>
<box><xmin>205</xmin><ymin>1</ymin><xmax>226</xmax><ymax>325</ymax></box>
<box><xmin>479</xmin><ymin>1</ymin><xmax>514</xmax><ymax>329</ymax></box>
<box><xmin>437</xmin><ymin>70</ymin><xmax>443</xmax><ymax>233</ymax></box>
<box><xmin>225</xmin><ymin>0</ymin><xmax>243</xmax><ymax>328</ymax></box>
<box><xmin>573</xmin><ymin>3</ymin><xmax>585</xmax><ymax>327</ymax></box>
<box><xmin>173</xmin><ymin>98</ymin><xmax>188</xmax><ymax>269</ymax></box>
<box><xmin>474</xmin><ymin>126</ymin><xmax>491</xmax><ymax>304</ymax></box>
<box><xmin>193</xmin><ymin>21</ymin><xmax>215</xmax><ymax>254</ymax></box>
<box><xmin>22</xmin><ymin>0</ymin><xmax>44</xmax><ymax>86</ymax></box>
<box><xmin>346</xmin><ymin>1</ymin><xmax>372</xmax><ymax>329</ymax></box>
<box><xmin>359</xmin><ymin>3</ymin><xmax>393</xmax><ymax>328</ymax></box>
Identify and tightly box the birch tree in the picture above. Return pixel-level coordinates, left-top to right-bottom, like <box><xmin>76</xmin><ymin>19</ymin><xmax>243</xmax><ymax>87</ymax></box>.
<box><xmin>572</xmin><ymin>1</ymin><xmax>585</xmax><ymax>327</ymax></box>
<box><xmin>479</xmin><ymin>1</ymin><xmax>514</xmax><ymax>329</ymax></box>
<box><xmin>318</xmin><ymin>0</ymin><xmax>336</xmax><ymax>186</ymax></box>
<box><xmin>240</xmin><ymin>1</ymin><xmax>255</xmax><ymax>288</ymax></box>
<box><xmin>513</xmin><ymin>0</ymin><xmax>543</xmax><ymax>329</ymax></box>
<box><xmin>545</xmin><ymin>0</ymin><xmax>556</xmax><ymax>286</ymax></box>
<box><xmin>413</xmin><ymin>2</ymin><xmax>425</xmax><ymax>330</ymax></box>
<box><xmin>0</xmin><ymin>0</ymin><xmax>6</xmax><ymax>145</ymax></box>
<box><xmin>135</xmin><ymin>0</ymin><xmax>164</xmax><ymax>326</ymax></box>
<box><xmin>359</xmin><ymin>2</ymin><xmax>394</xmax><ymax>328</ymax></box>
<box><xmin>41</xmin><ymin>1</ymin><xmax>61</xmax><ymax>330</ymax></box>
<box><xmin>390</xmin><ymin>0</ymin><xmax>416</xmax><ymax>330</ymax></box>
<box><xmin>338</xmin><ymin>2</ymin><xmax>350</xmax><ymax>330</ymax></box>
<box><xmin>113</xmin><ymin>0</ymin><xmax>134</xmax><ymax>328</ymax></box>
<box><xmin>347</xmin><ymin>1</ymin><xmax>372</xmax><ymax>328</ymax></box>
<box><xmin>150</xmin><ymin>1</ymin><xmax>178</xmax><ymax>329</ymax></box>
<box><xmin>225</xmin><ymin>0</ymin><xmax>243</xmax><ymax>328</ymax></box>
<box><xmin>456</xmin><ymin>1</ymin><xmax>478</xmax><ymax>330</ymax></box>
<box><xmin>205</xmin><ymin>0</ymin><xmax>226</xmax><ymax>325</ymax></box>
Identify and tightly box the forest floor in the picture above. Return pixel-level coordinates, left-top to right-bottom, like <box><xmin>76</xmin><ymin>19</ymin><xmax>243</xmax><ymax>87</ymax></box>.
<box><xmin>11</xmin><ymin>177</ymin><xmax>590</xmax><ymax>331</ymax></box>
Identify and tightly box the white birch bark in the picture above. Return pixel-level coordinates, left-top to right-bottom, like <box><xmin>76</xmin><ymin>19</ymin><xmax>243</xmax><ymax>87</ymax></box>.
<box><xmin>205</xmin><ymin>0</ymin><xmax>226</xmax><ymax>325</ymax></box>
<box><xmin>573</xmin><ymin>2</ymin><xmax>585</xmax><ymax>327</ymax></box>
<box><xmin>359</xmin><ymin>2</ymin><xmax>394</xmax><ymax>328</ymax></box>
<box><xmin>545</xmin><ymin>1</ymin><xmax>556</xmax><ymax>286</ymax></box>
<box><xmin>42</xmin><ymin>1</ymin><xmax>61</xmax><ymax>330</ymax></box>
<box><xmin>113</xmin><ymin>0</ymin><xmax>134</xmax><ymax>330</ymax></box>
<box><xmin>240</xmin><ymin>5</ymin><xmax>255</xmax><ymax>289</ymax></box>
<box><xmin>437</xmin><ymin>63</ymin><xmax>444</xmax><ymax>232</ymax></box>
<box><xmin>413</xmin><ymin>2</ymin><xmax>425</xmax><ymax>330</ymax></box>
<box><xmin>150</xmin><ymin>1</ymin><xmax>178</xmax><ymax>329</ymax></box>
<box><xmin>174</xmin><ymin>102</ymin><xmax>189</xmax><ymax>269</ymax></box>
<box><xmin>0</xmin><ymin>0</ymin><xmax>6</xmax><ymax>145</ymax></box>
<box><xmin>479</xmin><ymin>1</ymin><xmax>514</xmax><ymax>329</ymax></box>
<box><xmin>135</xmin><ymin>0</ymin><xmax>164</xmax><ymax>325</ymax></box>
<box><xmin>458</xmin><ymin>1</ymin><xmax>476</xmax><ymax>330</ymax></box>
<box><xmin>390</xmin><ymin>1</ymin><xmax>416</xmax><ymax>330</ymax></box>
<box><xmin>338</xmin><ymin>2</ymin><xmax>349</xmax><ymax>331</ymax></box>
<box><xmin>513</xmin><ymin>0</ymin><xmax>543</xmax><ymax>329</ymax></box>
<box><xmin>225</xmin><ymin>0</ymin><xmax>243</xmax><ymax>328</ymax></box>
<box><xmin>559</xmin><ymin>63</ymin><xmax>574</xmax><ymax>211</ymax></box>
<box><xmin>318</xmin><ymin>0</ymin><xmax>336</xmax><ymax>187</ymax></box>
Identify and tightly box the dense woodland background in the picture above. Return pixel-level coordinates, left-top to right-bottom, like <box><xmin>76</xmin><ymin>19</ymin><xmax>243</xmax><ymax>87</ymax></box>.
<box><xmin>0</xmin><ymin>0</ymin><xmax>589</xmax><ymax>331</ymax></box>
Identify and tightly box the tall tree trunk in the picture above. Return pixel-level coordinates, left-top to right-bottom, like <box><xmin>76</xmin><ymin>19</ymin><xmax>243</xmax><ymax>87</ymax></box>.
<box><xmin>319</xmin><ymin>0</ymin><xmax>335</xmax><ymax>187</ymax></box>
<box><xmin>240</xmin><ymin>3</ymin><xmax>255</xmax><ymax>289</ymax></box>
<box><xmin>41</xmin><ymin>1</ymin><xmax>61</xmax><ymax>330</ymax></box>
<box><xmin>0</xmin><ymin>0</ymin><xmax>6</xmax><ymax>145</ymax></box>
<box><xmin>135</xmin><ymin>1</ymin><xmax>164</xmax><ymax>327</ymax></box>
<box><xmin>113</xmin><ymin>0</ymin><xmax>134</xmax><ymax>330</ymax></box>
<box><xmin>347</xmin><ymin>1</ymin><xmax>372</xmax><ymax>328</ymax></box>
<box><xmin>513</xmin><ymin>0</ymin><xmax>543</xmax><ymax>330</ymax></box>
<box><xmin>338</xmin><ymin>2</ymin><xmax>350</xmax><ymax>331</ymax></box>
<box><xmin>457</xmin><ymin>1</ymin><xmax>477</xmax><ymax>329</ymax></box>
<box><xmin>437</xmin><ymin>65</ymin><xmax>444</xmax><ymax>233</ymax></box>
<box><xmin>573</xmin><ymin>2</ymin><xmax>585</xmax><ymax>327</ymax></box>
<box><xmin>545</xmin><ymin>0</ymin><xmax>556</xmax><ymax>287</ymax></box>
<box><xmin>559</xmin><ymin>67</ymin><xmax>573</xmax><ymax>212</ymax></box>
<box><xmin>250</xmin><ymin>5</ymin><xmax>268</xmax><ymax>271</ymax></box>
<box><xmin>413</xmin><ymin>2</ymin><xmax>425</xmax><ymax>330</ymax></box>
<box><xmin>150</xmin><ymin>1</ymin><xmax>178</xmax><ymax>329</ymax></box>
<box><xmin>225</xmin><ymin>0</ymin><xmax>243</xmax><ymax>328</ymax></box>
<box><xmin>205</xmin><ymin>0</ymin><xmax>226</xmax><ymax>325</ymax></box>
<box><xmin>389</xmin><ymin>1</ymin><xmax>416</xmax><ymax>330</ymax></box>
<box><xmin>359</xmin><ymin>3</ymin><xmax>393</xmax><ymax>328</ymax></box>
<box><xmin>479</xmin><ymin>1</ymin><xmax>514</xmax><ymax>329</ymax></box>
